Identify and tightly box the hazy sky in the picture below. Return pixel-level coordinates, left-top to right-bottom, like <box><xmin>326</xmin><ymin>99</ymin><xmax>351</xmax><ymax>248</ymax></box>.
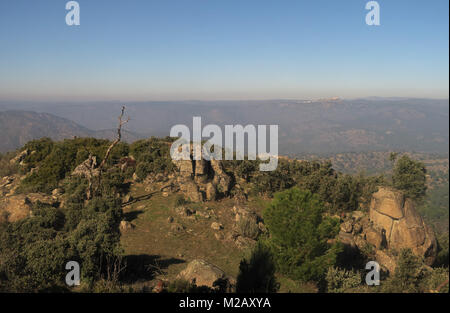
<box><xmin>0</xmin><ymin>0</ymin><xmax>448</xmax><ymax>101</ymax></box>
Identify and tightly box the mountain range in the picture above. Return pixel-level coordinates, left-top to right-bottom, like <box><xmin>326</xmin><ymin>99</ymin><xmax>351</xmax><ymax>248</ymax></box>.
<box><xmin>0</xmin><ymin>98</ymin><xmax>448</xmax><ymax>155</ymax></box>
<box><xmin>0</xmin><ymin>111</ymin><xmax>142</xmax><ymax>153</ymax></box>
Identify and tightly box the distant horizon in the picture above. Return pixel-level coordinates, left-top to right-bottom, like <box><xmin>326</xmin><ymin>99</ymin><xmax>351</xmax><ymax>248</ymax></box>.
<box><xmin>0</xmin><ymin>95</ymin><xmax>449</xmax><ymax>105</ymax></box>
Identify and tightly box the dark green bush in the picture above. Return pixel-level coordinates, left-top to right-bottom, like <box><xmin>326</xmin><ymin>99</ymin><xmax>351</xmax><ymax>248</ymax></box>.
<box><xmin>392</xmin><ymin>155</ymin><xmax>427</xmax><ymax>201</ymax></box>
<box><xmin>263</xmin><ymin>187</ymin><xmax>342</xmax><ymax>283</ymax></box>
<box><xmin>236</xmin><ymin>242</ymin><xmax>279</xmax><ymax>293</ymax></box>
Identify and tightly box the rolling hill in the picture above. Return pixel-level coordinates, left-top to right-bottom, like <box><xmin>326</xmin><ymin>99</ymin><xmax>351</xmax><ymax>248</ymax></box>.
<box><xmin>0</xmin><ymin>111</ymin><xmax>143</xmax><ymax>153</ymax></box>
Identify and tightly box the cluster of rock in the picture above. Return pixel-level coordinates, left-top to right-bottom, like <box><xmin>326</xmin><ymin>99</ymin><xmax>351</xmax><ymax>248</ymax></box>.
<box><xmin>0</xmin><ymin>175</ymin><xmax>18</xmax><ymax>197</ymax></box>
<box><xmin>338</xmin><ymin>187</ymin><xmax>437</xmax><ymax>273</ymax></box>
<box><xmin>172</xmin><ymin>156</ymin><xmax>232</xmax><ymax>202</ymax></box>
<box><xmin>9</xmin><ymin>149</ymin><xmax>31</xmax><ymax>165</ymax></box>
<box><xmin>207</xmin><ymin>205</ymin><xmax>266</xmax><ymax>249</ymax></box>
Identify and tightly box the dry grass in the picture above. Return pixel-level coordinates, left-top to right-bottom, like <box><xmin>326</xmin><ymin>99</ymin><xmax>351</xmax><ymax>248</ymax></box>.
<box><xmin>120</xmin><ymin>184</ymin><xmax>259</xmax><ymax>285</ymax></box>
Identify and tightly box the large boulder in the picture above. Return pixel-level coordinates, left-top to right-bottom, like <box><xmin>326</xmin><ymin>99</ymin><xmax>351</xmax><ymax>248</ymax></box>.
<box><xmin>177</xmin><ymin>259</ymin><xmax>228</xmax><ymax>288</ymax></box>
<box><xmin>0</xmin><ymin>195</ymin><xmax>32</xmax><ymax>222</ymax></box>
<box><xmin>0</xmin><ymin>192</ymin><xmax>57</xmax><ymax>223</ymax></box>
<box><xmin>369</xmin><ymin>187</ymin><xmax>437</xmax><ymax>265</ymax></box>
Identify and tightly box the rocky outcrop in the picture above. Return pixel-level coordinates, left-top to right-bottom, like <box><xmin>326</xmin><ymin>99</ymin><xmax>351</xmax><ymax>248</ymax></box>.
<box><xmin>172</xmin><ymin>156</ymin><xmax>232</xmax><ymax>203</ymax></box>
<box><xmin>10</xmin><ymin>149</ymin><xmax>30</xmax><ymax>165</ymax></box>
<box><xmin>337</xmin><ymin>187</ymin><xmax>438</xmax><ymax>273</ymax></box>
<box><xmin>369</xmin><ymin>187</ymin><xmax>437</xmax><ymax>266</ymax></box>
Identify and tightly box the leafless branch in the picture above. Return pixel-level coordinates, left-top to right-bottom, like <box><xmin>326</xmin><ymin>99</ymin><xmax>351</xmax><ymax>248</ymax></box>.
<box><xmin>98</xmin><ymin>106</ymin><xmax>129</xmax><ymax>171</ymax></box>
<box><xmin>91</xmin><ymin>106</ymin><xmax>129</xmax><ymax>197</ymax></box>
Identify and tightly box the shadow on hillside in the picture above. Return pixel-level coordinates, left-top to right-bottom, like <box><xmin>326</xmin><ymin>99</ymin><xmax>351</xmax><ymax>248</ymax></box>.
<box><xmin>121</xmin><ymin>192</ymin><xmax>157</xmax><ymax>207</ymax></box>
<box><xmin>121</xmin><ymin>183</ymin><xmax>175</xmax><ymax>207</ymax></box>
<box><xmin>123</xmin><ymin>210</ymin><xmax>144</xmax><ymax>222</ymax></box>
<box><xmin>121</xmin><ymin>254</ymin><xmax>185</xmax><ymax>283</ymax></box>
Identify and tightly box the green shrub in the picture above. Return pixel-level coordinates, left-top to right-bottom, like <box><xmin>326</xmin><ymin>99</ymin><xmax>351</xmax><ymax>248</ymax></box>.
<box><xmin>392</xmin><ymin>155</ymin><xmax>427</xmax><ymax>201</ymax></box>
<box><xmin>0</xmin><ymin>152</ymin><xmax>19</xmax><ymax>177</ymax></box>
<box><xmin>0</xmin><ymin>180</ymin><xmax>124</xmax><ymax>292</ymax></box>
<box><xmin>381</xmin><ymin>249</ymin><xmax>428</xmax><ymax>293</ymax></box>
<box><xmin>326</xmin><ymin>266</ymin><xmax>362</xmax><ymax>293</ymax></box>
<box><xmin>425</xmin><ymin>267</ymin><xmax>449</xmax><ymax>293</ymax></box>
<box><xmin>17</xmin><ymin>138</ymin><xmax>129</xmax><ymax>194</ymax></box>
<box><xmin>130</xmin><ymin>137</ymin><xmax>175</xmax><ymax>180</ymax></box>
<box><xmin>167</xmin><ymin>279</ymin><xmax>196</xmax><ymax>293</ymax></box>
<box><xmin>263</xmin><ymin>187</ymin><xmax>342</xmax><ymax>284</ymax></box>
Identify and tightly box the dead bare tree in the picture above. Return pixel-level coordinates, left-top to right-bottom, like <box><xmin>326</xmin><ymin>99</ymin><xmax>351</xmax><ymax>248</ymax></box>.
<box><xmin>98</xmin><ymin>106</ymin><xmax>129</xmax><ymax>172</ymax></box>
<box><xmin>87</xmin><ymin>106</ymin><xmax>129</xmax><ymax>199</ymax></box>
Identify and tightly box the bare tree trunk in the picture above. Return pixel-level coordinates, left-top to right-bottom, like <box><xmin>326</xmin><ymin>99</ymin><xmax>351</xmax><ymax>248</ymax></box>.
<box><xmin>89</xmin><ymin>106</ymin><xmax>129</xmax><ymax>199</ymax></box>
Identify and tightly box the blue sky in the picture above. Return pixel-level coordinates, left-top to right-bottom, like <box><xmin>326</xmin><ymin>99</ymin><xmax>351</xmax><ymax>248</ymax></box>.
<box><xmin>0</xmin><ymin>0</ymin><xmax>448</xmax><ymax>101</ymax></box>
